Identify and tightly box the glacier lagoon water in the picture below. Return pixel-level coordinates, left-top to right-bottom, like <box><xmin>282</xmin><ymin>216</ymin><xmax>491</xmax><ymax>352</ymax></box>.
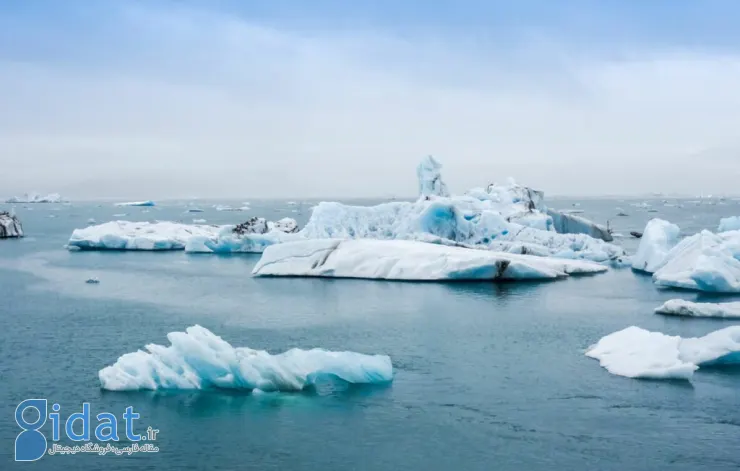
<box><xmin>1</xmin><ymin>197</ymin><xmax>740</xmax><ymax>470</ymax></box>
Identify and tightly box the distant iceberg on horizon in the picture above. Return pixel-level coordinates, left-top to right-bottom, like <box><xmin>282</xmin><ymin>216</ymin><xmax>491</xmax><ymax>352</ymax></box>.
<box><xmin>114</xmin><ymin>200</ymin><xmax>156</xmax><ymax>207</ymax></box>
<box><xmin>6</xmin><ymin>192</ymin><xmax>65</xmax><ymax>203</ymax></box>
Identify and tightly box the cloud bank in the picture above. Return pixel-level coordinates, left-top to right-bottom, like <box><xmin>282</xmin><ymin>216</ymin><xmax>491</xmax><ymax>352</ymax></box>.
<box><xmin>1</xmin><ymin>2</ymin><xmax>739</xmax><ymax>199</ymax></box>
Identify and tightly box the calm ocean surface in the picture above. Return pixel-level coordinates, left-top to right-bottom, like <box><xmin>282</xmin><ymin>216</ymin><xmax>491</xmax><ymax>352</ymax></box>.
<box><xmin>1</xmin><ymin>197</ymin><xmax>739</xmax><ymax>470</ymax></box>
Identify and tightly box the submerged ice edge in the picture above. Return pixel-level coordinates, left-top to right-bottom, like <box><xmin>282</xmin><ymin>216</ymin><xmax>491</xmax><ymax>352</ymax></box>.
<box><xmin>585</xmin><ymin>325</ymin><xmax>740</xmax><ymax>380</ymax></box>
<box><xmin>99</xmin><ymin>325</ymin><xmax>394</xmax><ymax>392</ymax></box>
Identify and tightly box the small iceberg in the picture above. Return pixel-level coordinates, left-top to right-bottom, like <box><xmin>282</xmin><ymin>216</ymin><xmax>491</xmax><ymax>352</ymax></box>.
<box><xmin>0</xmin><ymin>211</ymin><xmax>23</xmax><ymax>238</ymax></box>
<box><xmin>68</xmin><ymin>221</ymin><xmax>220</xmax><ymax>251</ymax></box>
<box><xmin>86</xmin><ymin>277</ymin><xmax>100</xmax><ymax>284</ymax></box>
<box><xmin>718</xmin><ymin>216</ymin><xmax>740</xmax><ymax>233</ymax></box>
<box><xmin>631</xmin><ymin>219</ymin><xmax>680</xmax><ymax>272</ymax></box>
<box><xmin>115</xmin><ymin>200</ymin><xmax>156</xmax><ymax>207</ymax></box>
<box><xmin>98</xmin><ymin>325</ymin><xmax>393</xmax><ymax>391</ymax></box>
<box><xmin>586</xmin><ymin>326</ymin><xmax>740</xmax><ymax>380</ymax></box>
<box><xmin>252</xmin><ymin>239</ymin><xmax>608</xmax><ymax>281</ymax></box>
<box><xmin>655</xmin><ymin>299</ymin><xmax>740</xmax><ymax>319</ymax></box>
<box><xmin>187</xmin><ymin>208</ymin><xmax>204</xmax><ymax>213</ymax></box>
<box><xmin>192</xmin><ymin>218</ymin><xmax>207</xmax><ymax>224</ymax></box>
<box><xmin>87</xmin><ymin>218</ymin><xmax>96</xmax><ymax>225</ymax></box>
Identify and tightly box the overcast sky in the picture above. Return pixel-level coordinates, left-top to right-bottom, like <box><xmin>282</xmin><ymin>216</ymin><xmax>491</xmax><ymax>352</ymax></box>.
<box><xmin>2</xmin><ymin>0</ymin><xmax>740</xmax><ymax>199</ymax></box>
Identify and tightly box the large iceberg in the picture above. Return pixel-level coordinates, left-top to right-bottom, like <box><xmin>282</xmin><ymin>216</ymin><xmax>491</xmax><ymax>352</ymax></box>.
<box><xmin>585</xmin><ymin>326</ymin><xmax>740</xmax><ymax>380</ymax></box>
<box><xmin>417</xmin><ymin>155</ymin><xmax>450</xmax><ymax>198</ymax></box>
<box><xmin>300</xmin><ymin>199</ymin><xmax>625</xmax><ymax>263</ymax></box>
<box><xmin>631</xmin><ymin>219</ymin><xmax>680</xmax><ymax>272</ymax></box>
<box><xmin>0</xmin><ymin>211</ymin><xmax>23</xmax><ymax>238</ymax></box>
<box><xmin>6</xmin><ymin>192</ymin><xmax>64</xmax><ymax>203</ymax></box>
<box><xmin>115</xmin><ymin>200</ymin><xmax>156</xmax><ymax>207</ymax></box>
<box><xmin>99</xmin><ymin>325</ymin><xmax>393</xmax><ymax>391</ymax></box>
<box><xmin>252</xmin><ymin>238</ymin><xmax>607</xmax><ymax>281</ymax></box>
<box><xmin>655</xmin><ymin>299</ymin><xmax>740</xmax><ymax>319</ymax></box>
<box><xmin>68</xmin><ymin>221</ymin><xmax>220</xmax><ymax>250</ymax></box>
<box><xmin>185</xmin><ymin>217</ymin><xmax>300</xmax><ymax>253</ymax></box>
<box><xmin>547</xmin><ymin>209</ymin><xmax>613</xmax><ymax>242</ymax></box>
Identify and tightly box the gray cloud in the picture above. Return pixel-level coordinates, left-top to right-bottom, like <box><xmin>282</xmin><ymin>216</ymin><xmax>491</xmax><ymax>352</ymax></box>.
<box><xmin>2</xmin><ymin>4</ymin><xmax>740</xmax><ymax>199</ymax></box>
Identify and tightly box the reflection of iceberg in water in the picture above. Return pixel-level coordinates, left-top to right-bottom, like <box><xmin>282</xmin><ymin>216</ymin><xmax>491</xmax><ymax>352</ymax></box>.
<box><xmin>99</xmin><ymin>325</ymin><xmax>393</xmax><ymax>392</ymax></box>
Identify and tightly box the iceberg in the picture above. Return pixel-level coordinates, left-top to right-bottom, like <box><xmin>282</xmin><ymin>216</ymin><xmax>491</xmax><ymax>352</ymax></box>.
<box><xmin>252</xmin><ymin>238</ymin><xmax>607</xmax><ymax>281</ymax></box>
<box><xmin>68</xmin><ymin>221</ymin><xmax>220</xmax><ymax>250</ymax></box>
<box><xmin>6</xmin><ymin>192</ymin><xmax>64</xmax><ymax>203</ymax></box>
<box><xmin>547</xmin><ymin>209</ymin><xmax>613</xmax><ymax>242</ymax></box>
<box><xmin>99</xmin><ymin>325</ymin><xmax>393</xmax><ymax>391</ymax></box>
<box><xmin>631</xmin><ymin>219</ymin><xmax>680</xmax><ymax>272</ymax></box>
<box><xmin>185</xmin><ymin>217</ymin><xmax>300</xmax><ymax>253</ymax></box>
<box><xmin>655</xmin><ymin>299</ymin><xmax>740</xmax><ymax>318</ymax></box>
<box><xmin>417</xmin><ymin>155</ymin><xmax>450</xmax><ymax>198</ymax></box>
<box><xmin>115</xmin><ymin>200</ymin><xmax>156</xmax><ymax>207</ymax></box>
<box><xmin>585</xmin><ymin>325</ymin><xmax>740</xmax><ymax>380</ymax></box>
<box><xmin>300</xmin><ymin>199</ymin><xmax>624</xmax><ymax>263</ymax></box>
<box><xmin>653</xmin><ymin>230</ymin><xmax>740</xmax><ymax>292</ymax></box>
<box><xmin>718</xmin><ymin>216</ymin><xmax>740</xmax><ymax>233</ymax></box>
<box><xmin>0</xmin><ymin>211</ymin><xmax>23</xmax><ymax>238</ymax></box>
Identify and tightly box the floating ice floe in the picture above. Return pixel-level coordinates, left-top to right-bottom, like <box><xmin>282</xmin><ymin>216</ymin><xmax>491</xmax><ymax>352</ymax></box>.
<box><xmin>187</xmin><ymin>208</ymin><xmax>204</xmax><ymax>213</ymax></box>
<box><xmin>655</xmin><ymin>299</ymin><xmax>740</xmax><ymax>318</ymax></box>
<box><xmin>115</xmin><ymin>200</ymin><xmax>156</xmax><ymax>207</ymax></box>
<box><xmin>718</xmin><ymin>216</ymin><xmax>740</xmax><ymax>233</ymax></box>
<box><xmin>185</xmin><ymin>217</ymin><xmax>300</xmax><ymax>253</ymax></box>
<box><xmin>252</xmin><ymin>239</ymin><xmax>607</xmax><ymax>281</ymax></box>
<box><xmin>631</xmin><ymin>219</ymin><xmax>680</xmax><ymax>272</ymax></box>
<box><xmin>192</xmin><ymin>218</ymin><xmax>207</xmax><ymax>224</ymax></box>
<box><xmin>5</xmin><ymin>192</ymin><xmax>64</xmax><ymax>203</ymax></box>
<box><xmin>86</xmin><ymin>277</ymin><xmax>100</xmax><ymax>284</ymax></box>
<box><xmin>99</xmin><ymin>325</ymin><xmax>393</xmax><ymax>391</ymax></box>
<box><xmin>0</xmin><ymin>211</ymin><xmax>23</xmax><ymax>238</ymax></box>
<box><xmin>68</xmin><ymin>221</ymin><xmax>220</xmax><ymax>250</ymax></box>
<box><xmin>214</xmin><ymin>204</ymin><xmax>250</xmax><ymax>212</ymax></box>
<box><xmin>87</xmin><ymin>218</ymin><xmax>96</xmax><ymax>225</ymax></box>
<box><xmin>586</xmin><ymin>325</ymin><xmax>740</xmax><ymax>380</ymax></box>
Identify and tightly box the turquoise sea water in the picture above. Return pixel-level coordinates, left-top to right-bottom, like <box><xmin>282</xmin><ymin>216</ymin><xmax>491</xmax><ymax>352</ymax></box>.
<box><xmin>1</xmin><ymin>197</ymin><xmax>740</xmax><ymax>470</ymax></box>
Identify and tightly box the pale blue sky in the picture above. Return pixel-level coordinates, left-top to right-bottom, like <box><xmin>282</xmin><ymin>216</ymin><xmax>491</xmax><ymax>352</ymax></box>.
<box><xmin>2</xmin><ymin>1</ymin><xmax>739</xmax><ymax>198</ymax></box>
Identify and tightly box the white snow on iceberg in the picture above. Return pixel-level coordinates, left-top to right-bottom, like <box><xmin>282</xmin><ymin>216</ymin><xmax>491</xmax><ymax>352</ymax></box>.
<box><xmin>6</xmin><ymin>192</ymin><xmax>64</xmax><ymax>203</ymax></box>
<box><xmin>99</xmin><ymin>325</ymin><xmax>393</xmax><ymax>391</ymax></box>
<box><xmin>655</xmin><ymin>299</ymin><xmax>740</xmax><ymax>319</ymax></box>
<box><xmin>631</xmin><ymin>219</ymin><xmax>680</xmax><ymax>272</ymax></box>
<box><xmin>68</xmin><ymin>221</ymin><xmax>220</xmax><ymax>250</ymax></box>
<box><xmin>115</xmin><ymin>200</ymin><xmax>156</xmax><ymax>207</ymax></box>
<box><xmin>252</xmin><ymin>238</ymin><xmax>607</xmax><ymax>281</ymax></box>
<box><xmin>586</xmin><ymin>325</ymin><xmax>740</xmax><ymax>380</ymax></box>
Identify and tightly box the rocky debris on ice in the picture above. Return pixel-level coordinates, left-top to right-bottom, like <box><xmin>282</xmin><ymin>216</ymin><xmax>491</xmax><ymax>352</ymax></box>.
<box><xmin>115</xmin><ymin>200</ymin><xmax>156</xmax><ymax>207</ymax></box>
<box><xmin>0</xmin><ymin>211</ymin><xmax>23</xmax><ymax>238</ymax></box>
<box><xmin>6</xmin><ymin>192</ymin><xmax>64</xmax><ymax>203</ymax></box>
<box><xmin>655</xmin><ymin>299</ymin><xmax>740</xmax><ymax>319</ymax></box>
<box><xmin>252</xmin><ymin>238</ymin><xmax>608</xmax><ymax>281</ymax></box>
<box><xmin>99</xmin><ymin>325</ymin><xmax>393</xmax><ymax>391</ymax></box>
<box><xmin>585</xmin><ymin>325</ymin><xmax>740</xmax><ymax>380</ymax></box>
<box><xmin>417</xmin><ymin>155</ymin><xmax>450</xmax><ymax>198</ymax></box>
<box><xmin>68</xmin><ymin>221</ymin><xmax>220</xmax><ymax>250</ymax></box>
